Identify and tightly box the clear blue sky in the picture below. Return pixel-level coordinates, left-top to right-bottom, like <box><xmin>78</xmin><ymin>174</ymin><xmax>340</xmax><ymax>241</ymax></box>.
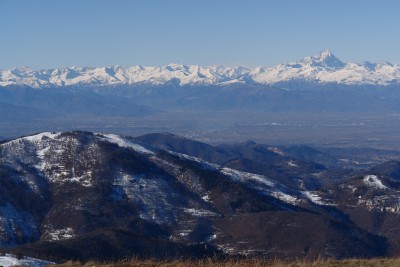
<box><xmin>1</xmin><ymin>0</ymin><xmax>399</xmax><ymax>69</ymax></box>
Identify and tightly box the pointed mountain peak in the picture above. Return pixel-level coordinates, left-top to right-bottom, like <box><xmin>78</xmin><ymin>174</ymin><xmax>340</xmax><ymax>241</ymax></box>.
<box><xmin>164</xmin><ymin>63</ymin><xmax>187</xmax><ymax>71</ymax></box>
<box><xmin>303</xmin><ymin>50</ymin><xmax>345</xmax><ymax>69</ymax></box>
<box><xmin>317</xmin><ymin>49</ymin><xmax>334</xmax><ymax>59</ymax></box>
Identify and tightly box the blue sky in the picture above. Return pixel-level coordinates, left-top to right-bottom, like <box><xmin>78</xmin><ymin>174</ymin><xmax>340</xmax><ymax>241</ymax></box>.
<box><xmin>1</xmin><ymin>0</ymin><xmax>399</xmax><ymax>69</ymax></box>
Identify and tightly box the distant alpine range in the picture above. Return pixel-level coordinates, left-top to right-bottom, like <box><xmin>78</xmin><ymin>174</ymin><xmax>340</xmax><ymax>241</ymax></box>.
<box><xmin>2</xmin><ymin>50</ymin><xmax>400</xmax><ymax>88</ymax></box>
<box><xmin>1</xmin><ymin>50</ymin><xmax>400</xmax><ymax>142</ymax></box>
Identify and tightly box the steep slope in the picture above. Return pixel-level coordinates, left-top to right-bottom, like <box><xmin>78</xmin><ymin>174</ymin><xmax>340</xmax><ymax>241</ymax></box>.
<box><xmin>134</xmin><ymin>132</ymin><xmax>230</xmax><ymax>164</ymax></box>
<box><xmin>324</xmin><ymin>161</ymin><xmax>400</xmax><ymax>255</ymax></box>
<box><xmin>136</xmin><ymin>133</ymin><xmax>326</xmax><ymax>190</ymax></box>
<box><xmin>0</xmin><ymin>131</ymin><xmax>388</xmax><ymax>261</ymax></box>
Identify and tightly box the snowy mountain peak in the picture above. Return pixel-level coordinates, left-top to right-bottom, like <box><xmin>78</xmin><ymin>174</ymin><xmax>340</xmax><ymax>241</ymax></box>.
<box><xmin>319</xmin><ymin>49</ymin><xmax>333</xmax><ymax>58</ymax></box>
<box><xmin>302</xmin><ymin>50</ymin><xmax>345</xmax><ymax>69</ymax></box>
<box><xmin>1</xmin><ymin>50</ymin><xmax>400</xmax><ymax>88</ymax></box>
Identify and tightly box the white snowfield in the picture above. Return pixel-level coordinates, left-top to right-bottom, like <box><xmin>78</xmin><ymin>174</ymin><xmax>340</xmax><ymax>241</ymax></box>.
<box><xmin>99</xmin><ymin>134</ymin><xmax>154</xmax><ymax>154</ymax></box>
<box><xmin>363</xmin><ymin>175</ymin><xmax>388</xmax><ymax>190</ymax></box>
<box><xmin>0</xmin><ymin>253</ymin><xmax>54</xmax><ymax>267</ymax></box>
<box><xmin>1</xmin><ymin>50</ymin><xmax>399</xmax><ymax>88</ymax></box>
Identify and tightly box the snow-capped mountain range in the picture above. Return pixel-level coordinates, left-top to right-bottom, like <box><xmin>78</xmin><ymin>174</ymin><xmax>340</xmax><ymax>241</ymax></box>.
<box><xmin>1</xmin><ymin>50</ymin><xmax>400</xmax><ymax>88</ymax></box>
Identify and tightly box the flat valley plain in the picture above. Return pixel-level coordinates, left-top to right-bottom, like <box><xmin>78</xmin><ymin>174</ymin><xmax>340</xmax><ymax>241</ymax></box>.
<box><xmin>2</xmin><ymin>111</ymin><xmax>400</xmax><ymax>150</ymax></box>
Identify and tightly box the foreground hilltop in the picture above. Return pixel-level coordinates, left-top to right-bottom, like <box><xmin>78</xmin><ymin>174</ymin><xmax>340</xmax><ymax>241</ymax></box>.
<box><xmin>0</xmin><ymin>131</ymin><xmax>400</xmax><ymax>261</ymax></box>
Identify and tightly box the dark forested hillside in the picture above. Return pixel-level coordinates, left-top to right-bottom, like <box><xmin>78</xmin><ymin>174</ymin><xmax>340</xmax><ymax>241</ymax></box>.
<box><xmin>0</xmin><ymin>131</ymin><xmax>399</xmax><ymax>262</ymax></box>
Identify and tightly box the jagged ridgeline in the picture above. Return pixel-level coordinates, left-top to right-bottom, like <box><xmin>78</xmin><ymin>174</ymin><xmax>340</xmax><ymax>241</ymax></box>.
<box><xmin>1</xmin><ymin>51</ymin><xmax>400</xmax><ymax>124</ymax></box>
<box><xmin>1</xmin><ymin>131</ymin><xmax>400</xmax><ymax>262</ymax></box>
<box><xmin>2</xmin><ymin>51</ymin><xmax>400</xmax><ymax>88</ymax></box>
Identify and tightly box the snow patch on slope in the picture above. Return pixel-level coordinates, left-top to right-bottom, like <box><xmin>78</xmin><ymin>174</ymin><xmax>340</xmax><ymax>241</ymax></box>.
<box><xmin>2</xmin><ymin>132</ymin><xmax>60</xmax><ymax>150</ymax></box>
<box><xmin>302</xmin><ymin>191</ymin><xmax>332</xmax><ymax>205</ymax></box>
<box><xmin>0</xmin><ymin>254</ymin><xmax>54</xmax><ymax>267</ymax></box>
<box><xmin>182</xmin><ymin>208</ymin><xmax>218</xmax><ymax>217</ymax></box>
<box><xmin>363</xmin><ymin>175</ymin><xmax>387</xmax><ymax>190</ymax></box>
<box><xmin>168</xmin><ymin>150</ymin><xmax>219</xmax><ymax>169</ymax></box>
<box><xmin>23</xmin><ymin>132</ymin><xmax>60</xmax><ymax>143</ymax></box>
<box><xmin>288</xmin><ymin>161</ymin><xmax>298</xmax><ymax>167</ymax></box>
<box><xmin>221</xmin><ymin>168</ymin><xmax>275</xmax><ymax>187</ymax></box>
<box><xmin>112</xmin><ymin>172</ymin><xmax>179</xmax><ymax>224</ymax></box>
<box><xmin>269</xmin><ymin>191</ymin><xmax>299</xmax><ymax>205</ymax></box>
<box><xmin>48</xmin><ymin>227</ymin><xmax>74</xmax><ymax>241</ymax></box>
<box><xmin>1</xmin><ymin>132</ymin><xmax>99</xmax><ymax>187</ymax></box>
<box><xmin>221</xmin><ymin>167</ymin><xmax>300</xmax><ymax>205</ymax></box>
<box><xmin>100</xmin><ymin>134</ymin><xmax>154</xmax><ymax>154</ymax></box>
